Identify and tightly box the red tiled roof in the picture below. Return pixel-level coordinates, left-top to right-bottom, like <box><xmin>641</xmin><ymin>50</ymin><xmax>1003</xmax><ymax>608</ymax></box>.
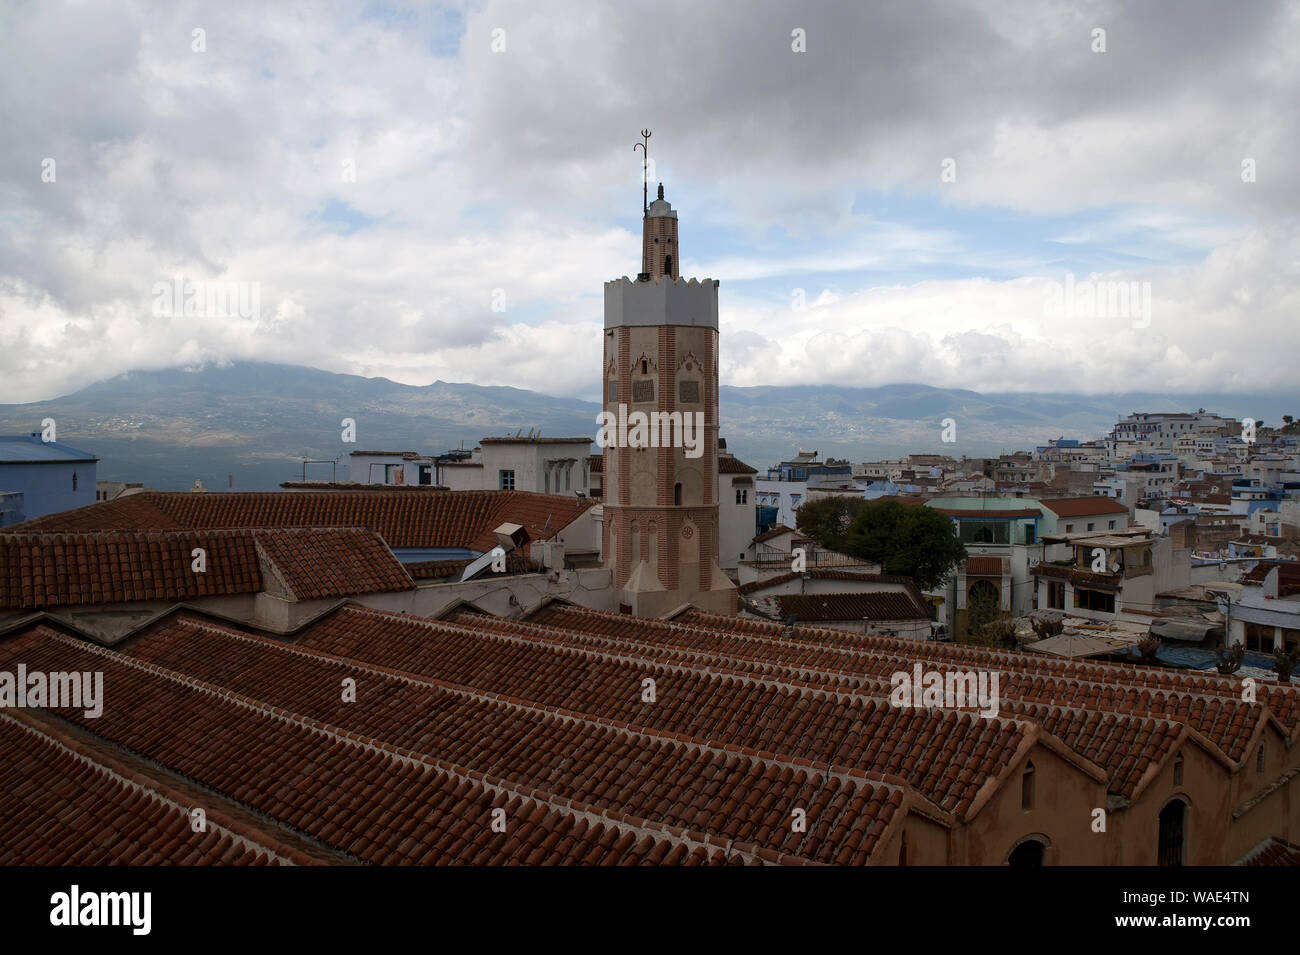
<box><xmin>403</xmin><ymin>554</ymin><xmax>534</xmax><ymax>580</ymax></box>
<box><xmin>0</xmin><ymin>528</ymin><xmax>412</xmax><ymax>610</ymax></box>
<box><xmin>4</xmin><ymin>588</ymin><xmax>1297</xmax><ymax>864</ymax></box>
<box><xmin>1040</xmin><ymin>497</ymin><xmax>1130</xmax><ymax>517</ymax></box>
<box><xmin>1236</xmin><ymin>837</ymin><xmax>1300</xmax><ymax>866</ymax></box>
<box><xmin>1241</xmin><ymin>560</ymin><xmax>1300</xmax><ymax>595</ymax></box>
<box><xmin>765</xmin><ymin>592</ymin><xmax>929</xmax><ymax>622</ymax></box>
<box><xmin>9</xmin><ymin>490</ymin><xmax>593</xmax><ymax>552</ymax></box>
<box><xmin>252</xmin><ymin>528</ymin><xmax>413</xmax><ymax>600</ymax></box>
<box><xmin>737</xmin><ymin>569</ymin><xmax>916</xmax><ymax>596</ymax></box>
<box><xmin>718</xmin><ymin>456</ymin><xmax>758</xmax><ymax>475</ymax></box>
<box><xmin>0</xmin><ymin>711</ymin><xmax>310</xmax><ymax>865</ymax></box>
<box><xmin>753</xmin><ymin>524</ymin><xmax>797</xmax><ymax>543</ymax></box>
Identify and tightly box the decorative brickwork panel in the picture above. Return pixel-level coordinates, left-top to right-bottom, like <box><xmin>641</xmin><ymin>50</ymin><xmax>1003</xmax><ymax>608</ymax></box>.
<box><xmin>632</xmin><ymin>379</ymin><xmax>655</xmax><ymax>403</ymax></box>
<box><xmin>678</xmin><ymin>380</ymin><xmax>700</xmax><ymax>403</ymax></box>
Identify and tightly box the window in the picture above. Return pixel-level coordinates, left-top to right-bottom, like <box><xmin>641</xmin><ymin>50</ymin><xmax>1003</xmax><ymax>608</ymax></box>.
<box><xmin>1108</xmin><ymin>520</ymin><xmax>1116</xmax><ymax>530</ymax></box>
<box><xmin>1074</xmin><ymin>588</ymin><xmax>1115</xmax><ymax>613</ymax></box>
<box><xmin>1173</xmin><ymin>754</ymin><xmax>1184</xmax><ymax>786</ymax></box>
<box><xmin>565</xmin><ymin>466</ymin><xmax>571</xmax><ymax>491</ymax></box>
<box><xmin>544</xmin><ymin>471</ymin><xmax>549</xmax><ymax>493</ymax></box>
<box><xmin>641</xmin><ymin>358</ymin><xmax>648</xmax><ymax>374</ymax></box>
<box><xmin>1021</xmin><ymin>761</ymin><xmax>1035</xmax><ymax>810</ymax></box>
<box><xmin>606</xmin><ymin>380</ymin><xmax>618</xmax><ymax>402</ymax></box>
<box><xmin>499</xmin><ymin>469</ymin><xmax>515</xmax><ymax>490</ymax></box>
<box><xmin>72</xmin><ymin>472</ymin><xmax>78</xmax><ymax>491</ymax></box>
<box><xmin>1087</xmin><ymin>522</ymin><xmax>1095</xmax><ymax>531</ymax></box>
<box><xmin>1157</xmin><ymin>800</ymin><xmax>1186</xmax><ymax>866</ymax></box>
<box><xmin>735</xmin><ymin>489</ymin><xmax>748</xmax><ymax>505</ymax></box>
<box><xmin>1047</xmin><ymin>581</ymin><xmax>1065</xmax><ymax>610</ymax></box>
<box><xmin>419</xmin><ymin>465</ymin><xmax>432</xmax><ymax>485</ymax></box>
<box><xmin>1007</xmin><ymin>839</ymin><xmax>1044</xmax><ymax>866</ymax></box>
<box><xmin>1065</xmin><ymin>523</ymin><xmax>1074</xmax><ymax>533</ymax></box>
<box><xmin>673</xmin><ymin>483</ymin><xmax>682</xmax><ymax>506</ymax></box>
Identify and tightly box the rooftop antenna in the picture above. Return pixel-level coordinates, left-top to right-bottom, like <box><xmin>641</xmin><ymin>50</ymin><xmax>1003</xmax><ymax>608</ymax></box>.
<box><xmin>634</xmin><ymin>128</ymin><xmax>651</xmax><ymax>277</ymax></box>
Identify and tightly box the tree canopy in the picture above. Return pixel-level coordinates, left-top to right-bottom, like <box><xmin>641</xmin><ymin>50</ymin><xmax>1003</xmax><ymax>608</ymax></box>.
<box><xmin>793</xmin><ymin>496</ymin><xmax>865</xmax><ymax>554</ymax></box>
<box><xmin>841</xmin><ymin>498</ymin><xmax>967</xmax><ymax>591</ymax></box>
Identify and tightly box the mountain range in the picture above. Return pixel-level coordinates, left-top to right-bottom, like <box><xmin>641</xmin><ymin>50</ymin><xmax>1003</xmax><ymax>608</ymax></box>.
<box><xmin>0</xmin><ymin>361</ymin><xmax>1294</xmax><ymax>491</ymax></box>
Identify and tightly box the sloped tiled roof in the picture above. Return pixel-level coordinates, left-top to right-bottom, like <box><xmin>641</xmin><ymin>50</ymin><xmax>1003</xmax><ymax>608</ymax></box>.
<box><xmin>252</xmin><ymin>528</ymin><xmax>413</xmax><ymax>600</ymax></box>
<box><xmin>737</xmin><ymin>569</ymin><xmax>915</xmax><ymax>596</ymax></box>
<box><xmin>765</xmin><ymin>592</ymin><xmax>929</xmax><ymax>622</ymax></box>
<box><xmin>0</xmin><ymin>528</ymin><xmax>412</xmax><ymax>610</ymax></box>
<box><xmin>718</xmin><ymin>456</ymin><xmax>758</xmax><ymax>475</ymax></box>
<box><xmin>403</xmin><ymin>553</ymin><xmax>535</xmax><ymax>580</ymax></box>
<box><xmin>1040</xmin><ymin>497</ymin><xmax>1130</xmax><ymax>517</ymax></box>
<box><xmin>9</xmin><ymin>490</ymin><xmax>593</xmax><ymax>552</ymax></box>
<box><xmin>4</xmin><ymin>576</ymin><xmax>1298</xmax><ymax>864</ymax></box>
<box><xmin>1235</xmin><ymin>837</ymin><xmax>1300</xmax><ymax>866</ymax></box>
<box><xmin>0</xmin><ymin>711</ymin><xmax>309</xmax><ymax>865</ymax></box>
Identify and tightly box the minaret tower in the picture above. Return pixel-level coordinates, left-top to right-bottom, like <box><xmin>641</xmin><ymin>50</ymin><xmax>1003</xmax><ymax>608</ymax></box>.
<box><xmin>601</xmin><ymin>142</ymin><xmax>737</xmax><ymax>616</ymax></box>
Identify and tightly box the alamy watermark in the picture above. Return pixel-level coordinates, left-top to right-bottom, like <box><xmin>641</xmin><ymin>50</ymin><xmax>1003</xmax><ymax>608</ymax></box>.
<box><xmin>0</xmin><ymin>666</ymin><xmax>103</xmax><ymax>718</ymax></box>
<box><xmin>1043</xmin><ymin>272</ymin><xmax>1150</xmax><ymax>328</ymax></box>
<box><xmin>596</xmin><ymin>404</ymin><xmax>704</xmax><ymax>459</ymax></box>
<box><xmin>889</xmin><ymin>663</ymin><xmax>1000</xmax><ymax>718</ymax></box>
<box><xmin>151</xmin><ymin>277</ymin><xmax>260</xmax><ymax>320</ymax></box>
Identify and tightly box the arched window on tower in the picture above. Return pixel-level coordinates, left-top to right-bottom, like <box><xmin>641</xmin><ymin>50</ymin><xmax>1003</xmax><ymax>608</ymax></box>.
<box><xmin>664</xmin><ymin>255</ymin><xmax>672</xmax><ymax>276</ymax></box>
<box><xmin>674</xmin><ymin>483</ymin><xmax>682</xmax><ymax>506</ymax></box>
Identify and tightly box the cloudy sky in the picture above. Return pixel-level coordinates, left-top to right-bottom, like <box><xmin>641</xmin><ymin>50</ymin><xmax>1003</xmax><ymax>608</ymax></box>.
<box><xmin>2</xmin><ymin>0</ymin><xmax>1297</xmax><ymax>404</ymax></box>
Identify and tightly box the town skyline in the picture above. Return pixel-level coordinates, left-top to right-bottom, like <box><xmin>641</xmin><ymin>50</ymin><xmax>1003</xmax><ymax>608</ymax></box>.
<box><xmin>3</xmin><ymin>0</ymin><xmax>1298</xmax><ymax>407</ymax></box>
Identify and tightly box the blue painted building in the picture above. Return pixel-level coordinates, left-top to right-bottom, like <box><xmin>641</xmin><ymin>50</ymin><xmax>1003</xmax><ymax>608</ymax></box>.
<box><xmin>0</xmin><ymin>434</ymin><xmax>98</xmax><ymax>521</ymax></box>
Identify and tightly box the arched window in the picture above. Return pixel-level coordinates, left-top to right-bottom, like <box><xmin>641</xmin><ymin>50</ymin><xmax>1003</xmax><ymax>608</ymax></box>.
<box><xmin>641</xmin><ymin>358</ymin><xmax>648</xmax><ymax>374</ymax></box>
<box><xmin>1173</xmin><ymin>754</ymin><xmax>1184</xmax><ymax>786</ymax></box>
<box><xmin>664</xmin><ymin>255</ymin><xmax>672</xmax><ymax>275</ymax></box>
<box><xmin>1158</xmin><ymin>799</ymin><xmax>1187</xmax><ymax>866</ymax></box>
<box><xmin>1021</xmin><ymin>760</ymin><xmax>1035</xmax><ymax>811</ymax></box>
<box><xmin>1007</xmin><ymin>839</ymin><xmax>1044</xmax><ymax>866</ymax></box>
<box><xmin>674</xmin><ymin>483</ymin><xmax>682</xmax><ymax>506</ymax></box>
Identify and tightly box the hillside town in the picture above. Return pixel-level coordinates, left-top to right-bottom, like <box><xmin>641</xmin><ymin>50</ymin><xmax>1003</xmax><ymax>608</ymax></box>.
<box><xmin>1</xmin><ymin>184</ymin><xmax>1297</xmax><ymax>870</ymax></box>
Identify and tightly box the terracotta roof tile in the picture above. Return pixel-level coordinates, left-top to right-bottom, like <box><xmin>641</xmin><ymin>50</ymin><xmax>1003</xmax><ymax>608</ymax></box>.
<box><xmin>10</xmin><ymin>490</ymin><xmax>593</xmax><ymax>553</ymax></box>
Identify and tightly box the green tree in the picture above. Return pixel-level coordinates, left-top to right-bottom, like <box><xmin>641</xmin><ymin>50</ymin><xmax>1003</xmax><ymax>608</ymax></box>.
<box><xmin>794</xmin><ymin>496</ymin><xmax>865</xmax><ymax>554</ymax></box>
<box><xmin>840</xmin><ymin>498</ymin><xmax>967</xmax><ymax>591</ymax></box>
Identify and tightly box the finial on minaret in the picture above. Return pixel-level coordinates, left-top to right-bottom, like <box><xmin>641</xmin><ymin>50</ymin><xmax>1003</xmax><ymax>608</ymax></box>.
<box><xmin>634</xmin><ymin>129</ymin><xmax>652</xmax><ymax>279</ymax></box>
<box><xmin>634</xmin><ymin>129</ymin><xmax>651</xmax><ymax>217</ymax></box>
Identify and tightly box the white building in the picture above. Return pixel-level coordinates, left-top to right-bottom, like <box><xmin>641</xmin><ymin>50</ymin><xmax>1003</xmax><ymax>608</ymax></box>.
<box><xmin>439</xmin><ymin>437</ymin><xmax>593</xmax><ymax>495</ymax></box>
<box><xmin>717</xmin><ymin>454</ymin><xmax>759</xmax><ymax>572</ymax></box>
<box><xmin>347</xmin><ymin>450</ymin><xmax>438</xmax><ymax>486</ymax></box>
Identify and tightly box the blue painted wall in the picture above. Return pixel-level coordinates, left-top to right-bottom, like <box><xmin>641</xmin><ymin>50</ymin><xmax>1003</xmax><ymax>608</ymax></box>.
<box><xmin>0</xmin><ymin>460</ymin><xmax>96</xmax><ymax>520</ymax></box>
